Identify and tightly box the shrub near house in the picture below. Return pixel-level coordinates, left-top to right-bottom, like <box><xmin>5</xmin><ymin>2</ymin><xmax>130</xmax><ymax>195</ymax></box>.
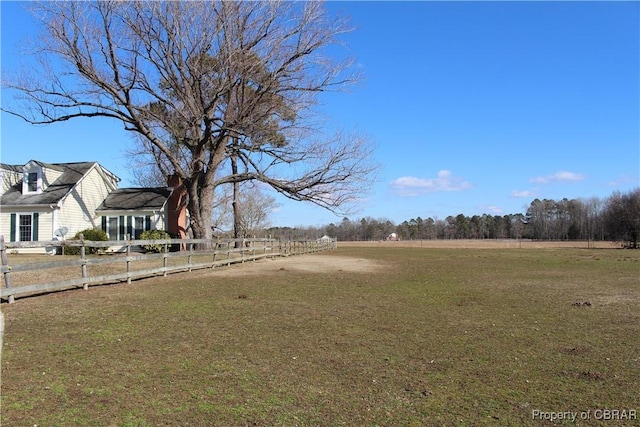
<box><xmin>63</xmin><ymin>229</ymin><xmax>109</xmax><ymax>255</ymax></box>
<box><xmin>140</xmin><ymin>230</ymin><xmax>171</xmax><ymax>253</ymax></box>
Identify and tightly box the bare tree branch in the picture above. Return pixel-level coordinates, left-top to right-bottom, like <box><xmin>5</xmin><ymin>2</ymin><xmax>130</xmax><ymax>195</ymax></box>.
<box><xmin>2</xmin><ymin>0</ymin><xmax>375</xmax><ymax>238</ymax></box>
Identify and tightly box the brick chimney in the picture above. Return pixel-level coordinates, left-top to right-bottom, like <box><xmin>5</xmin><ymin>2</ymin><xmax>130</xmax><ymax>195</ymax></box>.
<box><xmin>167</xmin><ymin>174</ymin><xmax>187</xmax><ymax>240</ymax></box>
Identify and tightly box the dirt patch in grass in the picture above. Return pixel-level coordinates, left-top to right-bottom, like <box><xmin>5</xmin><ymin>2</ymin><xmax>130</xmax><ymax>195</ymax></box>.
<box><xmin>197</xmin><ymin>254</ymin><xmax>383</xmax><ymax>277</ymax></box>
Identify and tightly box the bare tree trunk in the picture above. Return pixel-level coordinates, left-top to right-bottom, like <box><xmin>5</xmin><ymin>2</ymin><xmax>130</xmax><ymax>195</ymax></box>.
<box><xmin>231</xmin><ymin>154</ymin><xmax>242</xmax><ymax>248</ymax></box>
<box><xmin>186</xmin><ymin>176</ymin><xmax>214</xmax><ymax>246</ymax></box>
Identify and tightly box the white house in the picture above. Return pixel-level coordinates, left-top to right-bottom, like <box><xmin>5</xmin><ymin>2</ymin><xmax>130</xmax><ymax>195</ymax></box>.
<box><xmin>0</xmin><ymin>160</ymin><xmax>183</xmax><ymax>253</ymax></box>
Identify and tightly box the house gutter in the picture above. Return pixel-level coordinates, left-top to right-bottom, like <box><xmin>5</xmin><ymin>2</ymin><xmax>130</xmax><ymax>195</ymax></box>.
<box><xmin>1</xmin><ymin>203</ymin><xmax>55</xmax><ymax>210</ymax></box>
<box><xmin>50</xmin><ymin>203</ymin><xmax>61</xmax><ymax>238</ymax></box>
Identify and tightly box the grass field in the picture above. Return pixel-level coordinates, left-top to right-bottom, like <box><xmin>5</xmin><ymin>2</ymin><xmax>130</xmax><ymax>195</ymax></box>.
<box><xmin>1</xmin><ymin>245</ymin><xmax>639</xmax><ymax>426</ymax></box>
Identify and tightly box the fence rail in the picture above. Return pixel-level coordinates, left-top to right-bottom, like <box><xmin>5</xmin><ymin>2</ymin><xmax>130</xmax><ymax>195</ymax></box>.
<box><xmin>0</xmin><ymin>235</ymin><xmax>336</xmax><ymax>303</ymax></box>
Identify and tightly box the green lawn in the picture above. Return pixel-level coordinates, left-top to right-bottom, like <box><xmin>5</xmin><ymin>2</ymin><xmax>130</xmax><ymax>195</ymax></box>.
<box><xmin>2</xmin><ymin>247</ymin><xmax>639</xmax><ymax>426</ymax></box>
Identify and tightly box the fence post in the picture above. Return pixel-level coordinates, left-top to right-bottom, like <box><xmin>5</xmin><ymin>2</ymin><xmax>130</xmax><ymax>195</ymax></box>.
<box><xmin>163</xmin><ymin>242</ymin><xmax>168</xmax><ymax>277</ymax></box>
<box><xmin>1</xmin><ymin>236</ymin><xmax>14</xmax><ymax>304</ymax></box>
<box><xmin>126</xmin><ymin>240</ymin><xmax>132</xmax><ymax>284</ymax></box>
<box><xmin>80</xmin><ymin>233</ymin><xmax>88</xmax><ymax>290</ymax></box>
<box><xmin>188</xmin><ymin>243</ymin><xmax>193</xmax><ymax>272</ymax></box>
<box><xmin>0</xmin><ymin>310</ymin><xmax>4</xmax><ymax>368</ymax></box>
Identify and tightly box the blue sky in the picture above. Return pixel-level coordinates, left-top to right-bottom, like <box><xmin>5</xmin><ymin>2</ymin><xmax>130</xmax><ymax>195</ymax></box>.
<box><xmin>2</xmin><ymin>1</ymin><xmax>638</xmax><ymax>228</ymax></box>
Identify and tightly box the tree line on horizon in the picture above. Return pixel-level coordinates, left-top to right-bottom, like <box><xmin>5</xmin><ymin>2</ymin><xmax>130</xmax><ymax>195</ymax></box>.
<box><xmin>266</xmin><ymin>188</ymin><xmax>640</xmax><ymax>248</ymax></box>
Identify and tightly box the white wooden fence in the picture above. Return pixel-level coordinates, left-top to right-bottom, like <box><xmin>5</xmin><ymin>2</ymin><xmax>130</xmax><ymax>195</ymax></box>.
<box><xmin>0</xmin><ymin>235</ymin><xmax>337</xmax><ymax>303</ymax></box>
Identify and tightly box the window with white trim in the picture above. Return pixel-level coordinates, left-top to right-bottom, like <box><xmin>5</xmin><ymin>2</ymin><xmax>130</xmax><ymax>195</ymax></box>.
<box><xmin>19</xmin><ymin>214</ymin><xmax>32</xmax><ymax>241</ymax></box>
<box><xmin>101</xmin><ymin>215</ymin><xmax>153</xmax><ymax>240</ymax></box>
<box><xmin>9</xmin><ymin>212</ymin><xmax>39</xmax><ymax>242</ymax></box>
<box><xmin>22</xmin><ymin>165</ymin><xmax>42</xmax><ymax>194</ymax></box>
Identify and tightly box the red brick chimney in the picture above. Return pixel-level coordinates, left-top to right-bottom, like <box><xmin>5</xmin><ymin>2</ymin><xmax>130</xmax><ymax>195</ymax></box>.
<box><xmin>167</xmin><ymin>174</ymin><xmax>187</xmax><ymax>240</ymax></box>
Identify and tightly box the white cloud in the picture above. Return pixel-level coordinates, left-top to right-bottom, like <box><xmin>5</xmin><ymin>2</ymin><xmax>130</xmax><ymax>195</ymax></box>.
<box><xmin>511</xmin><ymin>189</ymin><xmax>535</xmax><ymax>198</ymax></box>
<box><xmin>530</xmin><ymin>171</ymin><xmax>586</xmax><ymax>184</ymax></box>
<box><xmin>389</xmin><ymin>170</ymin><xmax>473</xmax><ymax>197</ymax></box>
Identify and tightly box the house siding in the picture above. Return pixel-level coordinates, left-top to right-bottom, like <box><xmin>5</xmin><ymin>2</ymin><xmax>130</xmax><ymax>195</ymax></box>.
<box><xmin>154</xmin><ymin>210</ymin><xmax>167</xmax><ymax>231</ymax></box>
<box><xmin>57</xmin><ymin>165</ymin><xmax>113</xmax><ymax>237</ymax></box>
<box><xmin>41</xmin><ymin>166</ymin><xmax>64</xmax><ymax>189</ymax></box>
<box><xmin>0</xmin><ymin>208</ymin><xmax>54</xmax><ymax>254</ymax></box>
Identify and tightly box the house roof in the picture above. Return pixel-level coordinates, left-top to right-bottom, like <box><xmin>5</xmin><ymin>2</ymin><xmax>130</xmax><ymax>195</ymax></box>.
<box><xmin>27</xmin><ymin>160</ymin><xmax>67</xmax><ymax>172</ymax></box>
<box><xmin>1</xmin><ymin>162</ymin><xmax>99</xmax><ymax>206</ymax></box>
<box><xmin>96</xmin><ymin>187</ymin><xmax>172</xmax><ymax>211</ymax></box>
<box><xmin>0</xmin><ymin>163</ymin><xmax>23</xmax><ymax>173</ymax></box>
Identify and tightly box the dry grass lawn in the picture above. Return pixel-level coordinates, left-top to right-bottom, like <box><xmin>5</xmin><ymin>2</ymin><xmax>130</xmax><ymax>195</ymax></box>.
<box><xmin>1</xmin><ymin>245</ymin><xmax>639</xmax><ymax>426</ymax></box>
<box><xmin>339</xmin><ymin>239</ymin><xmax>621</xmax><ymax>249</ymax></box>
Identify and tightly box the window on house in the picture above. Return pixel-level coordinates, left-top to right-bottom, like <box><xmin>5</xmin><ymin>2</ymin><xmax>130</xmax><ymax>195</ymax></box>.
<box><xmin>10</xmin><ymin>213</ymin><xmax>39</xmax><ymax>242</ymax></box>
<box><xmin>27</xmin><ymin>172</ymin><xmax>38</xmax><ymax>192</ymax></box>
<box><xmin>107</xmin><ymin>217</ymin><xmax>119</xmax><ymax>240</ymax></box>
<box><xmin>134</xmin><ymin>216</ymin><xmax>145</xmax><ymax>239</ymax></box>
<box><xmin>19</xmin><ymin>215</ymin><xmax>32</xmax><ymax>241</ymax></box>
<box><xmin>102</xmin><ymin>215</ymin><xmax>153</xmax><ymax>240</ymax></box>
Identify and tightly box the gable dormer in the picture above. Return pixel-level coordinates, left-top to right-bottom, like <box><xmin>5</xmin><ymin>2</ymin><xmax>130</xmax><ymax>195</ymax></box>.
<box><xmin>22</xmin><ymin>161</ymin><xmax>43</xmax><ymax>194</ymax></box>
<box><xmin>21</xmin><ymin>160</ymin><xmax>65</xmax><ymax>195</ymax></box>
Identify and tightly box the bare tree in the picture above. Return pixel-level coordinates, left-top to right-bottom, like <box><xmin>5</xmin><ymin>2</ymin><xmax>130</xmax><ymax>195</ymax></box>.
<box><xmin>234</xmin><ymin>184</ymin><xmax>279</xmax><ymax>238</ymax></box>
<box><xmin>125</xmin><ymin>137</ymin><xmax>173</xmax><ymax>188</ymax></box>
<box><xmin>2</xmin><ymin>1</ymin><xmax>376</xmax><ymax>239</ymax></box>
